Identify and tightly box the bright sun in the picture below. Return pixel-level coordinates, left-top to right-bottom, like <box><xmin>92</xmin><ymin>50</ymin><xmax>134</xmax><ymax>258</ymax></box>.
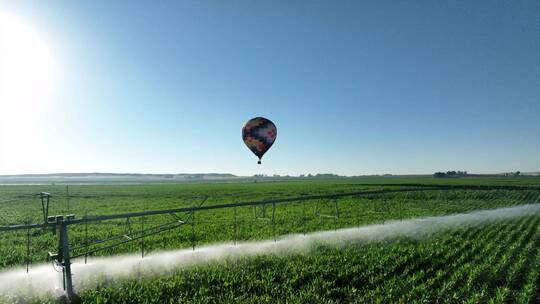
<box><xmin>0</xmin><ymin>14</ymin><xmax>56</xmax><ymax>171</ymax></box>
<box><xmin>0</xmin><ymin>13</ymin><xmax>56</xmax><ymax>119</ymax></box>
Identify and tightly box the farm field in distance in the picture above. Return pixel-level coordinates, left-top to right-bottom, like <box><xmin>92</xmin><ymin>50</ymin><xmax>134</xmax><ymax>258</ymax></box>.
<box><xmin>1</xmin><ymin>176</ymin><xmax>540</xmax><ymax>303</ymax></box>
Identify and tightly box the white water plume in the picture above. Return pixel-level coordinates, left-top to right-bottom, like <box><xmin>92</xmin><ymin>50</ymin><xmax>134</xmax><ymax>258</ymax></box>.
<box><xmin>1</xmin><ymin>203</ymin><xmax>540</xmax><ymax>301</ymax></box>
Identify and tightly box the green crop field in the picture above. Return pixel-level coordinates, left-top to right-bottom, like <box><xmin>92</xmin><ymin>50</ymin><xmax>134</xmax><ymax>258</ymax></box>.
<box><xmin>67</xmin><ymin>214</ymin><xmax>540</xmax><ymax>304</ymax></box>
<box><xmin>1</xmin><ymin>176</ymin><xmax>540</xmax><ymax>303</ymax></box>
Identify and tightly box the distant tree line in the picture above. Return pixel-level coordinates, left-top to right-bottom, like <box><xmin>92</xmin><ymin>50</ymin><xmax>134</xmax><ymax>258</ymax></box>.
<box><xmin>253</xmin><ymin>173</ymin><xmax>340</xmax><ymax>178</ymax></box>
<box><xmin>433</xmin><ymin>171</ymin><xmax>468</xmax><ymax>178</ymax></box>
<box><xmin>299</xmin><ymin>174</ymin><xmax>340</xmax><ymax>178</ymax></box>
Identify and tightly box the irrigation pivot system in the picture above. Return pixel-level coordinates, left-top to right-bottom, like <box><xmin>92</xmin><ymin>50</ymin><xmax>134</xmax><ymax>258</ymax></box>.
<box><xmin>0</xmin><ymin>184</ymin><xmax>538</xmax><ymax>302</ymax></box>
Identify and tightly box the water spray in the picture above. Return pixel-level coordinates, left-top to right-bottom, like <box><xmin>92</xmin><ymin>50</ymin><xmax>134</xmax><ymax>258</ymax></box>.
<box><xmin>0</xmin><ymin>203</ymin><xmax>539</xmax><ymax>302</ymax></box>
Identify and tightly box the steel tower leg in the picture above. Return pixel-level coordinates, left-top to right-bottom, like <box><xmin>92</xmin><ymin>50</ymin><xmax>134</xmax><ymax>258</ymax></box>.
<box><xmin>59</xmin><ymin>222</ymin><xmax>75</xmax><ymax>301</ymax></box>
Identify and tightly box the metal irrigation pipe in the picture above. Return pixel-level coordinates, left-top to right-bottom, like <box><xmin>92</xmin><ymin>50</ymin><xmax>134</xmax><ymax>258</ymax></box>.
<box><xmin>26</xmin><ymin>219</ymin><xmax>30</xmax><ymax>274</ymax></box>
<box><xmin>70</xmin><ymin>219</ymin><xmax>184</xmax><ymax>251</ymax></box>
<box><xmin>2</xmin><ymin>185</ymin><xmax>539</xmax><ymax>232</ymax></box>
<box><xmin>67</xmin><ymin>187</ymin><xmax>439</xmax><ymax>225</ymax></box>
<box><xmin>233</xmin><ymin>206</ymin><xmax>237</xmax><ymax>246</ymax></box>
<box><xmin>70</xmin><ymin>218</ymin><xmax>186</xmax><ymax>259</ymax></box>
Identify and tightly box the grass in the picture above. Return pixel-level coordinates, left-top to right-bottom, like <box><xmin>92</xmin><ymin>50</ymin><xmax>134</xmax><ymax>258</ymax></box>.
<box><xmin>25</xmin><ymin>213</ymin><xmax>540</xmax><ymax>303</ymax></box>
<box><xmin>0</xmin><ymin>177</ymin><xmax>540</xmax><ymax>303</ymax></box>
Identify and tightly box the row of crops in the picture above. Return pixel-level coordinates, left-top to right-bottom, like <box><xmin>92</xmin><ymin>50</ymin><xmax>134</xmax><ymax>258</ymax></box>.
<box><xmin>21</xmin><ymin>208</ymin><xmax>540</xmax><ymax>303</ymax></box>
<box><xmin>1</xmin><ymin>188</ymin><xmax>539</xmax><ymax>268</ymax></box>
<box><xmin>1</xmin><ymin>181</ymin><xmax>540</xmax><ymax>303</ymax></box>
<box><xmin>2</xmin><ymin>181</ymin><xmax>537</xmax><ymax>226</ymax></box>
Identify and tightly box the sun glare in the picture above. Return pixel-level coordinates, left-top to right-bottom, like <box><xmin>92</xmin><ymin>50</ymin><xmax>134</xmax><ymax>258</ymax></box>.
<box><xmin>0</xmin><ymin>13</ymin><xmax>56</xmax><ymax>118</ymax></box>
<box><xmin>0</xmin><ymin>13</ymin><xmax>56</xmax><ymax>172</ymax></box>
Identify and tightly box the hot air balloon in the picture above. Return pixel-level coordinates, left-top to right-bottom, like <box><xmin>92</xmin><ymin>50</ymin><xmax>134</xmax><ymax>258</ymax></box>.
<box><xmin>242</xmin><ymin>117</ymin><xmax>277</xmax><ymax>164</ymax></box>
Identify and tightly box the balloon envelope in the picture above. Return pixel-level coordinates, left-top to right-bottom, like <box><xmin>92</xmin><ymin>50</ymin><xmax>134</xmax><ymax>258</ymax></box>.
<box><xmin>242</xmin><ymin>117</ymin><xmax>277</xmax><ymax>164</ymax></box>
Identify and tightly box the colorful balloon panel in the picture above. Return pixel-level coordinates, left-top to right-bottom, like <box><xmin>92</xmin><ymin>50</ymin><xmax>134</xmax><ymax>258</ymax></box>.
<box><xmin>242</xmin><ymin>117</ymin><xmax>277</xmax><ymax>164</ymax></box>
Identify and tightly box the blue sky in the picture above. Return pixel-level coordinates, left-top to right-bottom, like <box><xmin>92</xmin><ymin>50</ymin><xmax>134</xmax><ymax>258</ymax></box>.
<box><xmin>0</xmin><ymin>1</ymin><xmax>539</xmax><ymax>176</ymax></box>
